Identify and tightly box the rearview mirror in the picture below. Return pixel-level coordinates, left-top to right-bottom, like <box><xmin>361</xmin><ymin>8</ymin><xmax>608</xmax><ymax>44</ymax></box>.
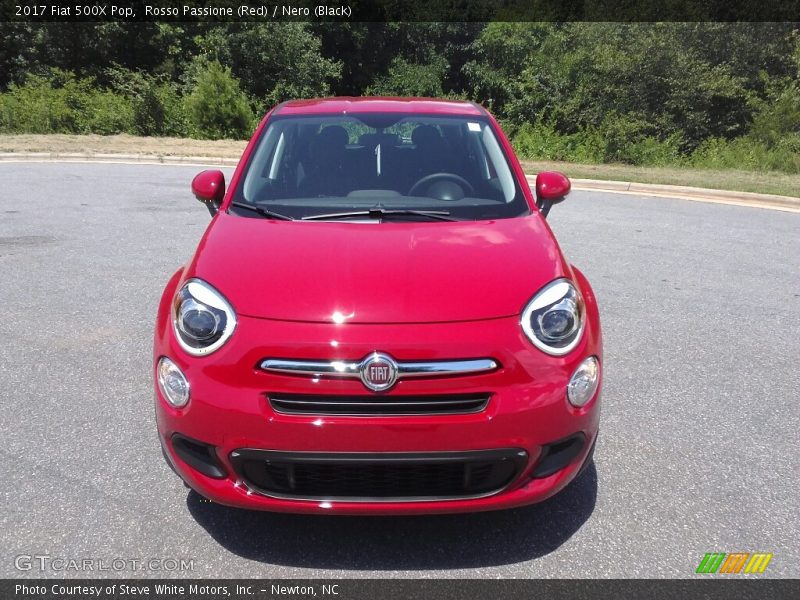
<box><xmin>191</xmin><ymin>170</ymin><xmax>225</xmax><ymax>216</ymax></box>
<box><xmin>535</xmin><ymin>171</ymin><xmax>571</xmax><ymax>218</ymax></box>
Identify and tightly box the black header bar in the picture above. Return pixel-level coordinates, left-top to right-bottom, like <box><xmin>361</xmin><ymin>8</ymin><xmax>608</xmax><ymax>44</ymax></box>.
<box><xmin>2</xmin><ymin>0</ymin><xmax>799</xmax><ymax>22</ymax></box>
<box><xmin>3</xmin><ymin>579</ymin><xmax>799</xmax><ymax>600</ymax></box>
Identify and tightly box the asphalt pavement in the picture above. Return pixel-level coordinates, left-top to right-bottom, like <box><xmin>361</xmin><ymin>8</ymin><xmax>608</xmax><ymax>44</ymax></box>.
<box><xmin>1</xmin><ymin>163</ymin><xmax>797</xmax><ymax>578</ymax></box>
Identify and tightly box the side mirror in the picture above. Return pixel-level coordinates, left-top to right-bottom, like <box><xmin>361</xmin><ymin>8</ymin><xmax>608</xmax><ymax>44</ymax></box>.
<box><xmin>535</xmin><ymin>171</ymin><xmax>571</xmax><ymax>218</ymax></box>
<box><xmin>191</xmin><ymin>170</ymin><xmax>225</xmax><ymax>216</ymax></box>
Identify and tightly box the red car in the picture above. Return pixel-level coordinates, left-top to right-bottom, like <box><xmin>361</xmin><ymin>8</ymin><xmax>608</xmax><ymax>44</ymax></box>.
<box><xmin>154</xmin><ymin>97</ymin><xmax>601</xmax><ymax>515</ymax></box>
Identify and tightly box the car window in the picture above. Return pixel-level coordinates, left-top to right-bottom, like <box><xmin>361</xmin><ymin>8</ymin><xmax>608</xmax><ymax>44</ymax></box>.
<box><xmin>237</xmin><ymin>113</ymin><xmax>529</xmax><ymax>221</ymax></box>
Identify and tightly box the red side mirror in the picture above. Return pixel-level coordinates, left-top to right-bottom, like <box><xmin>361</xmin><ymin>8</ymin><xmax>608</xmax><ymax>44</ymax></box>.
<box><xmin>191</xmin><ymin>170</ymin><xmax>225</xmax><ymax>203</ymax></box>
<box><xmin>535</xmin><ymin>171</ymin><xmax>571</xmax><ymax>201</ymax></box>
<box><xmin>535</xmin><ymin>171</ymin><xmax>571</xmax><ymax>218</ymax></box>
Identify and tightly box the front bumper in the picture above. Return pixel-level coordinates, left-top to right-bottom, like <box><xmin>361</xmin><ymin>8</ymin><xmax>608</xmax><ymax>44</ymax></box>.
<box><xmin>154</xmin><ymin>308</ymin><xmax>601</xmax><ymax>515</ymax></box>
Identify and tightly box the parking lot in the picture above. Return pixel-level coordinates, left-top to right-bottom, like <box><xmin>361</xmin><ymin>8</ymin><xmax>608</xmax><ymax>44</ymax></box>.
<box><xmin>1</xmin><ymin>162</ymin><xmax>797</xmax><ymax>577</ymax></box>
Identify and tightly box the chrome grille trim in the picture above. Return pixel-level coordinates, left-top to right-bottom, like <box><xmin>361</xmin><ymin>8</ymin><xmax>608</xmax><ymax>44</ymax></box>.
<box><xmin>260</xmin><ymin>357</ymin><xmax>498</xmax><ymax>379</ymax></box>
<box><xmin>260</xmin><ymin>359</ymin><xmax>361</xmax><ymax>377</ymax></box>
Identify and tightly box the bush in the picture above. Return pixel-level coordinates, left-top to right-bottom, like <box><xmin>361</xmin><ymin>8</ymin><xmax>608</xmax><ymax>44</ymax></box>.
<box><xmin>622</xmin><ymin>135</ymin><xmax>685</xmax><ymax>166</ymax></box>
<box><xmin>81</xmin><ymin>90</ymin><xmax>135</xmax><ymax>134</ymax></box>
<box><xmin>512</xmin><ymin>121</ymin><xmax>592</xmax><ymax>162</ymax></box>
<box><xmin>0</xmin><ymin>69</ymin><xmax>133</xmax><ymax>134</ymax></box>
<box><xmin>183</xmin><ymin>60</ymin><xmax>254</xmax><ymax>140</ymax></box>
<box><xmin>106</xmin><ymin>66</ymin><xmax>187</xmax><ymax>137</ymax></box>
<box><xmin>691</xmin><ymin>135</ymin><xmax>800</xmax><ymax>173</ymax></box>
<box><xmin>590</xmin><ymin>116</ymin><xmax>687</xmax><ymax>166</ymax></box>
<box><xmin>511</xmin><ymin>118</ymin><xmax>684</xmax><ymax>166</ymax></box>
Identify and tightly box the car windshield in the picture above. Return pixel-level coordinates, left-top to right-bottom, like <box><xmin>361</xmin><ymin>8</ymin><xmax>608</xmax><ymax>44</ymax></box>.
<box><xmin>234</xmin><ymin>113</ymin><xmax>529</xmax><ymax>221</ymax></box>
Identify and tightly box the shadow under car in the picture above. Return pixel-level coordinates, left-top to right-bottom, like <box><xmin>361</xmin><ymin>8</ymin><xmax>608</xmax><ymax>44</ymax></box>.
<box><xmin>185</xmin><ymin>462</ymin><xmax>598</xmax><ymax>570</ymax></box>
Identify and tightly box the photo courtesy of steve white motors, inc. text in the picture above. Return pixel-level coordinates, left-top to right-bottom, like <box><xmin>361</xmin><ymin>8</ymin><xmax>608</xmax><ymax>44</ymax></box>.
<box><xmin>14</xmin><ymin>583</ymin><xmax>340</xmax><ymax>597</ymax></box>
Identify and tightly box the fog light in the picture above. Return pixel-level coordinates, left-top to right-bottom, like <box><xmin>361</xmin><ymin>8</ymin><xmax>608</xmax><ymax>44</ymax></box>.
<box><xmin>157</xmin><ymin>357</ymin><xmax>190</xmax><ymax>408</ymax></box>
<box><xmin>567</xmin><ymin>356</ymin><xmax>599</xmax><ymax>407</ymax></box>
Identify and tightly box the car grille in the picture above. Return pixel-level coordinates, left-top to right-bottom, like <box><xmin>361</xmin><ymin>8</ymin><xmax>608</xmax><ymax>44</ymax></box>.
<box><xmin>268</xmin><ymin>393</ymin><xmax>490</xmax><ymax>416</ymax></box>
<box><xmin>229</xmin><ymin>449</ymin><xmax>528</xmax><ymax>501</ymax></box>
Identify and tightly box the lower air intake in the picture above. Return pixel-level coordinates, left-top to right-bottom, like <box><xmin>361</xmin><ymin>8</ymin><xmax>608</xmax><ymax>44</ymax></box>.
<box><xmin>229</xmin><ymin>449</ymin><xmax>527</xmax><ymax>501</ymax></box>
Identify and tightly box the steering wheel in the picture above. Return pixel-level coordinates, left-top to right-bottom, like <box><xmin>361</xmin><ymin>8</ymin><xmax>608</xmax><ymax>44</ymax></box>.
<box><xmin>408</xmin><ymin>173</ymin><xmax>475</xmax><ymax>198</ymax></box>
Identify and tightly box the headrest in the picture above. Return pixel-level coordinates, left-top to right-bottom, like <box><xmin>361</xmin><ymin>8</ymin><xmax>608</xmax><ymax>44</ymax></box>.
<box><xmin>317</xmin><ymin>125</ymin><xmax>349</xmax><ymax>147</ymax></box>
<box><xmin>411</xmin><ymin>125</ymin><xmax>443</xmax><ymax>148</ymax></box>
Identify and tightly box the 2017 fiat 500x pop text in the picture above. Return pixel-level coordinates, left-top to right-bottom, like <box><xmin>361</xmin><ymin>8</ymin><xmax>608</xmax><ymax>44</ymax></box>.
<box><xmin>154</xmin><ymin>97</ymin><xmax>602</xmax><ymax>515</ymax></box>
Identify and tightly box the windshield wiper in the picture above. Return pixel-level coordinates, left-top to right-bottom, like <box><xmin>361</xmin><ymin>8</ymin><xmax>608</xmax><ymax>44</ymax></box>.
<box><xmin>302</xmin><ymin>208</ymin><xmax>458</xmax><ymax>222</ymax></box>
<box><xmin>229</xmin><ymin>201</ymin><xmax>293</xmax><ymax>221</ymax></box>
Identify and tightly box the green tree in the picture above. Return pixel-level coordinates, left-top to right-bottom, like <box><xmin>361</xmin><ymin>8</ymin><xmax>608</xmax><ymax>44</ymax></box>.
<box><xmin>366</xmin><ymin>56</ymin><xmax>449</xmax><ymax>97</ymax></box>
<box><xmin>463</xmin><ymin>22</ymin><xmax>554</xmax><ymax>116</ymax></box>
<box><xmin>106</xmin><ymin>66</ymin><xmax>187</xmax><ymax>137</ymax></box>
<box><xmin>196</xmin><ymin>23</ymin><xmax>341</xmax><ymax>112</ymax></box>
<box><xmin>184</xmin><ymin>60</ymin><xmax>253</xmax><ymax>140</ymax></box>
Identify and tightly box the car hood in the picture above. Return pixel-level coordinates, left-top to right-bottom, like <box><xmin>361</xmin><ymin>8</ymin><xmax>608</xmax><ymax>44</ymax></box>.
<box><xmin>187</xmin><ymin>212</ymin><xmax>569</xmax><ymax>324</ymax></box>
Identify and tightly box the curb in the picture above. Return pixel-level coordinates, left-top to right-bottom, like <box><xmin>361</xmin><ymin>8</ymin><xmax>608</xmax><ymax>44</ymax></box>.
<box><xmin>526</xmin><ymin>175</ymin><xmax>799</xmax><ymax>212</ymax></box>
<box><xmin>1</xmin><ymin>152</ymin><xmax>797</xmax><ymax>212</ymax></box>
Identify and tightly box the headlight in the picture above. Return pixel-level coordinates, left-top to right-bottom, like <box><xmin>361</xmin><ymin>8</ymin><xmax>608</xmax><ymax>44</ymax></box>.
<box><xmin>567</xmin><ymin>356</ymin><xmax>600</xmax><ymax>407</ymax></box>
<box><xmin>521</xmin><ymin>278</ymin><xmax>585</xmax><ymax>355</ymax></box>
<box><xmin>173</xmin><ymin>279</ymin><xmax>236</xmax><ymax>356</ymax></box>
<box><xmin>157</xmin><ymin>357</ymin><xmax>190</xmax><ymax>408</ymax></box>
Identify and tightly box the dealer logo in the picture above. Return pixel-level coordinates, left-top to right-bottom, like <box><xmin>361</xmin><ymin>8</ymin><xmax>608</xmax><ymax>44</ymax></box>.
<box><xmin>696</xmin><ymin>552</ymin><xmax>773</xmax><ymax>574</ymax></box>
<box><xmin>359</xmin><ymin>352</ymin><xmax>398</xmax><ymax>392</ymax></box>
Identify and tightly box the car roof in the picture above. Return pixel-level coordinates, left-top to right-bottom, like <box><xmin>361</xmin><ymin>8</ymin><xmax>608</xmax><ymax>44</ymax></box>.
<box><xmin>273</xmin><ymin>97</ymin><xmax>487</xmax><ymax>117</ymax></box>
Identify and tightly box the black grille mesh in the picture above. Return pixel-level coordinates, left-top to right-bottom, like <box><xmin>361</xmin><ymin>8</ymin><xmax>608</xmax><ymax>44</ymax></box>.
<box><xmin>231</xmin><ymin>450</ymin><xmax>526</xmax><ymax>500</ymax></box>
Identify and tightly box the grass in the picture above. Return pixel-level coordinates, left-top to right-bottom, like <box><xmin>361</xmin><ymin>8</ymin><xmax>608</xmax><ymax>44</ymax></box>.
<box><xmin>520</xmin><ymin>160</ymin><xmax>799</xmax><ymax>198</ymax></box>
<box><xmin>0</xmin><ymin>134</ymin><xmax>796</xmax><ymax>198</ymax></box>
<box><xmin>0</xmin><ymin>133</ymin><xmax>246</xmax><ymax>158</ymax></box>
